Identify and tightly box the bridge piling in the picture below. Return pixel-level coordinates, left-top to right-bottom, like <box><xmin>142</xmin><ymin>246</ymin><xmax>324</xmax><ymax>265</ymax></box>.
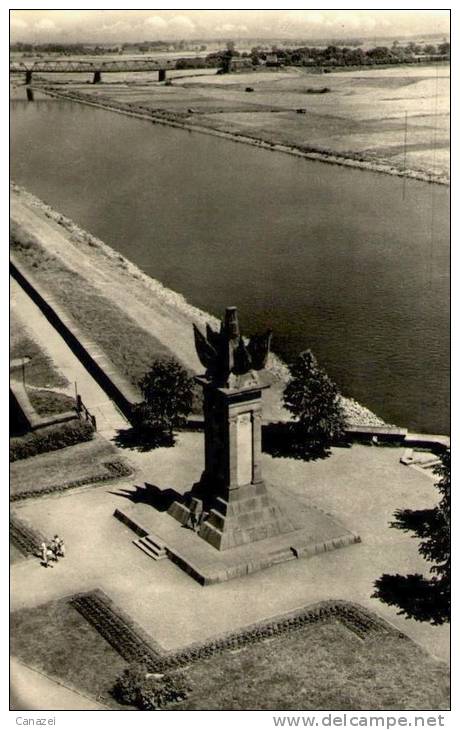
<box><xmin>93</xmin><ymin>70</ymin><xmax>102</xmax><ymax>84</ymax></box>
<box><xmin>25</xmin><ymin>70</ymin><xmax>33</xmax><ymax>85</ymax></box>
<box><xmin>158</xmin><ymin>68</ymin><xmax>166</xmax><ymax>82</ymax></box>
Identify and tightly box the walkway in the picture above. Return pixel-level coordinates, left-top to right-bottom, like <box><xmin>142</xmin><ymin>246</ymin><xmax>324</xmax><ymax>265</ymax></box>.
<box><xmin>10</xmin><ymin>658</ymin><xmax>105</xmax><ymax>710</ymax></box>
<box><xmin>11</xmin><ymin>276</ymin><xmax>129</xmax><ymax>441</ymax></box>
<box><xmin>11</xmin><ymin>439</ymin><xmax>450</xmax><ymax>665</ymax></box>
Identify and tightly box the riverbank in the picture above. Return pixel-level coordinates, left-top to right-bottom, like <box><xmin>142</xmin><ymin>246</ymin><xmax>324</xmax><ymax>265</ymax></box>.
<box><xmin>34</xmin><ymin>83</ymin><xmax>448</xmax><ymax>186</ymax></box>
<box><xmin>11</xmin><ymin>183</ymin><xmax>386</xmax><ymax>427</ymax></box>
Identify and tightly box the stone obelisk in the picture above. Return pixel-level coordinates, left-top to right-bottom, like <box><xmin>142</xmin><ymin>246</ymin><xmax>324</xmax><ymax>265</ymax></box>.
<box><xmin>168</xmin><ymin>307</ymin><xmax>294</xmax><ymax>551</ymax></box>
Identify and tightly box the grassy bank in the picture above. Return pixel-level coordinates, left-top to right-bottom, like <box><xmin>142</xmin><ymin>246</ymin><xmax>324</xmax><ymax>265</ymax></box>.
<box><xmin>11</xmin><ymin>221</ymin><xmax>173</xmax><ymax>391</ymax></box>
<box><xmin>10</xmin><ymin>184</ymin><xmax>387</xmax><ymax>427</ymax></box>
<box><xmin>10</xmin><ymin>310</ymin><xmax>68</xmax><ymax>389</ymax></box>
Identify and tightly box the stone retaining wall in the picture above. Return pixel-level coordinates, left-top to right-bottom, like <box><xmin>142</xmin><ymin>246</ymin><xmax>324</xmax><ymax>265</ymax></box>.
<box><xmin>10</xmin><ymin>256</ymin><xmax>142</xmax><ymax>420</ymax></box>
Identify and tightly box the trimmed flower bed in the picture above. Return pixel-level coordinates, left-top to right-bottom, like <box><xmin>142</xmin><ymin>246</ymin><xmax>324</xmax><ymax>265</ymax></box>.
<box><xmin>10</xmin><ymin>460</ymin><xmax>133</xmax><ymax>502</ymax></box>
<box><xmin>10</xmin><ymin>419</ymin><xmax>94</xmax><ymax>462</ymax></box>
<box><xmin>71</xmin><ymin>589</ymin><xmax>403</xmax><ymax>674</ymax></box>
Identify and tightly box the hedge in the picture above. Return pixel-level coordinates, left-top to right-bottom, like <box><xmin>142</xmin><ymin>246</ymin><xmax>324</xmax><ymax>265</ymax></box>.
<box><xmin>10</xmin><ymin>460</ymin><xmax>133</xmax><ymax>502</ymax></box>
<box><xmin>10</xmin><ymin>419</ymin><xmax>94</xmax><ymax>462</ymax></box>
<box><xmin>71</xmin><ymin>590</ymin><xmax>405</xmax><ymax>674</ymax></box>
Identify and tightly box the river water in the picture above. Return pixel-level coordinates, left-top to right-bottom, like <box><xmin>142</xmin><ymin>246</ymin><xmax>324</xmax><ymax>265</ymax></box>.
<box><xmin>10</xmin><ymin>94</ymin><xmax>450</xmax><ymax>434</ymax></box>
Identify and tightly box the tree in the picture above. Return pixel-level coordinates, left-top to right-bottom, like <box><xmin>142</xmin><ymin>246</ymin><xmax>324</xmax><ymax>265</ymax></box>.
<box><xmin>373</xmin><ymin>449</ymin><xmax>450</xmax><ymax>625</ymax></box>
<box><xmin>135</xmin><ymin>358</ymin><xmax>194</xmax><ymax>441</ymax></box>
<box><xmin>283</xmin><ymin>349</ymin><xmax>346</xmax><ymax>453</ymax></box>
<box><xmin>221</xmin><ymin>40</ymin><xmax>236</xmax><ymax>73</ymax></box>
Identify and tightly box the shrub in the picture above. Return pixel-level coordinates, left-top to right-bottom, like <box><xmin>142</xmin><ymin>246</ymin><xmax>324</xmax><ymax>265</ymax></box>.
<box><xmin>113</xmin><ymin>663</ymin><xmax>190</xmax><ymax>710</ymax></box>
<box><xmin>10</xmin><ymin>419</ymin><xmax>94</xmax><ymax>462</ymax></box>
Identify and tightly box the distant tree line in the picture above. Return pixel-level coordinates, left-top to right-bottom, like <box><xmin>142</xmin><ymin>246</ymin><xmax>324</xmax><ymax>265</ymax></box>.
<box><xmin>10</xmin><ymin>42</ymin><xmax>114</xmax><ymax>55</ymax></box>
<box><xmin>246</xmin><ymin>40</ymin><xmax>450</xmax><ymax>68</ymax></box>
<box><xmin>11</xmin><ymin>39</ymin><xmax>449</xmax><ymax>70</ymax></box>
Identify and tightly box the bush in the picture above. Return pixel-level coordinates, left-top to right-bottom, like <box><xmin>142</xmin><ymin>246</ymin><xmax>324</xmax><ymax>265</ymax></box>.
<box><xmin>113</xmin><ymin>663</ymin><xmax>190</xmax><ymax>710</ymax></box>
<box><xmin>10</xmin><ymin>419</ymin><xmax>94</xmax><ymax>462</ymax></box>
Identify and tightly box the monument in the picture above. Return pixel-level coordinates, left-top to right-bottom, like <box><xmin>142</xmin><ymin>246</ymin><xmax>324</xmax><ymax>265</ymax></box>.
<box><xmin>168</xmin><ymin>306</ymin><xmax>295</xmax><ymax>550</ymax></box>
<box><xmin>115</xmin><ymin>305</ymin><xmax>360</xmax><ymax>584</ymax></box>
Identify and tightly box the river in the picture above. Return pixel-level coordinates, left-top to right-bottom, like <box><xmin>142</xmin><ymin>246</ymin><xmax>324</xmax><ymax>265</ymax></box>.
<box><xmin>10</xmin><ymin>92</ymin><xmax>450</xmax><ymax>434</ymax></box>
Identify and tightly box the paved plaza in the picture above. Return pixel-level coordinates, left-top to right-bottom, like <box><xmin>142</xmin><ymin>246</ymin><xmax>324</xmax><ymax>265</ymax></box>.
<box><xmin>11</xmin><ymin>435</ymin><xmax>449</xmax><ymax>664</ymax></box>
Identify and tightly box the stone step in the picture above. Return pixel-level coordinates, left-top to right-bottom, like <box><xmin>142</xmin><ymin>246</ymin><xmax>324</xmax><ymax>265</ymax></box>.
<box><xmin>133</xmin><ymin>535</ymin><xmax>168</xmax><ymax>561</ymax></box>
<box><xmin>400</xmin><ymin>448</ymin><xmax>413</xmax><ymax>465</ymax></box>
<box><xmin>268</xmin><ymin>547</ymin><xmax>297</xmax><ymax>565</ymax></box>
<box><xmin>419</xmin><ymin>458</ymin><xmax>441</xmax><ymax>469</ymax></box>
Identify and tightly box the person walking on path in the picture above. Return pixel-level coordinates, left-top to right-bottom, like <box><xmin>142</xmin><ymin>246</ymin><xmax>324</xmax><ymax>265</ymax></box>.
<box><xmin>57</xmin><ymin>536</ymin><xmax>65</xmax><ymax>558</ymax></box>
<box><xmin>40</xmin><ymin>542</ymin><xmax>53</xmax><ymax>568</ymax></box>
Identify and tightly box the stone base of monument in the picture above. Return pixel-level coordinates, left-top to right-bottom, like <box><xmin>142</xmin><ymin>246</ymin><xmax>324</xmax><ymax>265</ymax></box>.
<box><xmin>114</xmin><ymin>483</ymin><xmax>360</xmax><ymax>585</ymax></box>
<box><xmin>168</xmin><ymin>480</ymin><xmax>298</xmax><ymax>551</ymax></box>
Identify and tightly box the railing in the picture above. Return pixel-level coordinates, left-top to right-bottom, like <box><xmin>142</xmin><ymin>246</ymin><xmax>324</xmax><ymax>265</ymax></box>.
<box><xmin>10</xmin><ymin>57</ymin><xmax>198</xmax><ymax>74</ymax></box>
<box><xmin>76</xmin><ymin>394</ymin><xmax>97</xmax><ymax>431</ymax></box>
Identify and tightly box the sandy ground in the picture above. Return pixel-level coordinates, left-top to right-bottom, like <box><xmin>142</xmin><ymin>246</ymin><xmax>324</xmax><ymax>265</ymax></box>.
<box><xmin>29</xmin><ymin>64</ymin><xmax>450</xmax><ymax>183</ymax></box>
<box><xmin>10</xmin><ymin>437</ymin><xmax>449</xmax><ymax>665</ymax></box>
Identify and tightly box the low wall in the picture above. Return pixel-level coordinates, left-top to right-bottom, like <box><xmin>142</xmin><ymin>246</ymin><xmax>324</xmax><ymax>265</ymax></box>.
<box><xmin>10</xmin><ymin>256</ymin><xmax>142</xmax><ymax>421</ymax></box>
<box><xmin>10</xmin><ymin>380</ymin><xmax>78</xmax><ymax>432</ymax></box>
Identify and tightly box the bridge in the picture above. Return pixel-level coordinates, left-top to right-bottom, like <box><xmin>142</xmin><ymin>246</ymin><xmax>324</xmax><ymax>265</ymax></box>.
<box><xmin>10</xmin><ymin>57</ymin><xmax>201</xmax><ymax>84</ymax></box>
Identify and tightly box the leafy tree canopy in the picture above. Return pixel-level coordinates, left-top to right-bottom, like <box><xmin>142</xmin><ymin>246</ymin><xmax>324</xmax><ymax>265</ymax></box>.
<box><xmin>283</xmin><ymin>349</ymin><xmax>346</xmax><ymax>452</ymax></box>
<box><xmin>373</xmin><ymin>449</ymin><xmax>450</xmax><ymax>625</ymax></box>
<box><xmin>135</xmin><ymin>358</ymin><xmax>194</xmax><ymax>440</ymax></box>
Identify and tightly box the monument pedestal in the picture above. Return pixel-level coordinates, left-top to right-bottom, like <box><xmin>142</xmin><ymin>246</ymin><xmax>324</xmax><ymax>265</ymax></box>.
<box><xmin>169</xmin><ymin>373</ymin><xmax>296</xmax><ymax>551</ymax></box>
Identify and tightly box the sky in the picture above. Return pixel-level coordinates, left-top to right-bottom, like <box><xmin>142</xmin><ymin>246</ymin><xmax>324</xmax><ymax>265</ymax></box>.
<box><xmin>10</xmin><ymin>9</ymin><xmax>450</xmax><ymax>45</ymax></box>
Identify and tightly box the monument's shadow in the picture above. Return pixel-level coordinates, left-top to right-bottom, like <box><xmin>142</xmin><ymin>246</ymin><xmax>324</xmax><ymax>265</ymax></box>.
<box><xmin>262</xmin><ymin>422</ymin><xmax>332</xmax><ymax>461</ymax></box>
<box><xmin>113</xmin><ymin>427</ymin><xmax>175</xmax><ymax>452</ymax></box>
<box><xmin>110</xmin><ymin>483</ymin><xmax>181</xmax><ymax>511</ymax></box>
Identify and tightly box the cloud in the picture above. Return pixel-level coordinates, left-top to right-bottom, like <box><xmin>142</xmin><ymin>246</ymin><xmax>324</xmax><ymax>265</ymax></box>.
<box><xmin>10</xmin><ymin>17</ymin><xmax>28</xmax><ymax>29</ymax></box>
<box><xmin>169</xmin><ymin>15</ymin><xmax>195</xmax><ymax>33</ymax></box>
<box><xmin>215</xmin><ymin>23</ymin><xmax>249</xmax><ymax>35</ymax></box>
<box><xmin>144</xmin><ymin>16</ymin><xmax>168</xmax><ymax>30</ymax></box>
<box><xmin>100</xmin><ymin>21</ymin><xmax>132</xmax><ymax>37</ymax></box>
<box><xmin>36</xmin><ymin>18</ymin><xmax>56</xmax><ymax>31</ymax></box>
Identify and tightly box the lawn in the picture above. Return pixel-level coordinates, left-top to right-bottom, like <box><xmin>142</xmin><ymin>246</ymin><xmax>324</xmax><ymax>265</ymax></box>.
<box><xmin>11</xmin><ymin>224</ymin><xmax>173</xmax><ymax>390</ymax></box>
<box><xmin>10</xmin><ymin>598</ymin><xmax>449</xmax><ymax>711</ymax></box>
<box><xmin>10</xmin><ymin>310</ymin><xmax>68</xmax><ymax>389</ymax></box>
<box><xmin>10</xmin><ymin>599</ymin><xmax>127</xmax><ymax>708</ymax></box>
<box><xmin>27</xmin><ymin>388</ymin><xmax>76</xmax><ymax>416</ymax></box>
<box><xmin>10</xmin><ymin>435</ymin><xmax>129</xmax><ymax>497</ymax></box>
<box><xmin>175</xmin><ymin>621</ymin><xmax>449</xmax><ymax>711</ymax></box>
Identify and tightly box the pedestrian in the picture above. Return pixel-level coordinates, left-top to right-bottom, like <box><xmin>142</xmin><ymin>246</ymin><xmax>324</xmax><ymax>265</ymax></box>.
<box><xmin>57</xmin><ymin>536</ymin><xmax>65</xmax><ymax>558</ymax></box>
<box><xmin>40</xmin><ymin>541</ymin><xmax>48</xmax><ymax>567</ymax></box>
<box><xmin>50</xmin><ymin>536</ymin><xmax>60</xmax><ymax>562</ymax></box>
<box><xmin>40</xmin><ymin>542</ymin><xmax>53</xmax><ymax>568</ymax></box>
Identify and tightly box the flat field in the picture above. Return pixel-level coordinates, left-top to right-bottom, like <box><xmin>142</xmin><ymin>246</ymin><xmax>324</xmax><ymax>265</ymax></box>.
<box><xmin>39</xmin><ymin>64</ymin><xmax>450</xmax><ymax>181</ymax></box>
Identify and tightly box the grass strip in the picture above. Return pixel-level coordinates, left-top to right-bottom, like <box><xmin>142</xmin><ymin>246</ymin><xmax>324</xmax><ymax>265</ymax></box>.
<box><xmin>11</xmin><ymin>224</ymin><xmax>173</xmax><ymax>391</ymax></box>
